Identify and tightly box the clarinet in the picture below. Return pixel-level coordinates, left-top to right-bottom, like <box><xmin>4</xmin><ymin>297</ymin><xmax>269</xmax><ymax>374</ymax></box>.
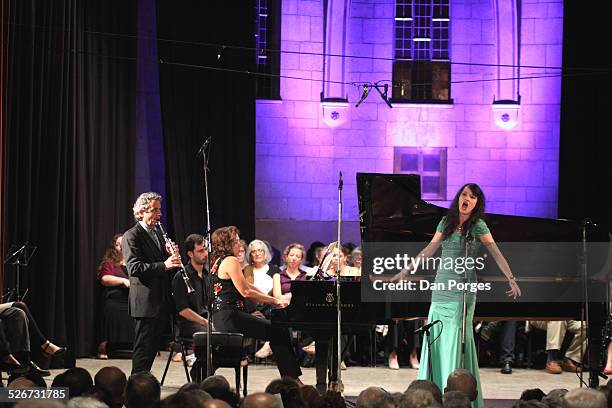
<box><xmin>157</xmin><ymin>223</ymin><xmax>195</xmax><ymax>294</ymax></box>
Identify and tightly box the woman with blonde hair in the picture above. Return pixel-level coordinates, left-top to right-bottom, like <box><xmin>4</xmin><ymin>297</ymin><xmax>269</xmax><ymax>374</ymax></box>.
<box><xmin>272</xmin><ymin>243</ymin><xmax>307</xmax><ymax>303</ymax></box>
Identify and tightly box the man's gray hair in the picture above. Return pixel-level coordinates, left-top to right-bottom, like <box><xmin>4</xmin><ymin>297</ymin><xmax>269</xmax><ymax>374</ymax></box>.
<box><xmin>67</xmin><ymin>397</ymin><xmax>110</xmax><ymax>408</ymax></box>
<box><xmin>402</xmin><ymin>388</ymin><xmax>437</xmax><ymax>408</ymax></box>
<box><xmin>562</xmin><ymin>388</ymin><xmax>606</xmax><ymax>408</ymax></box>
<box><xmin>543</xmin><ymin>389</ymin><xmax>568</xmax><ymax>408</ymax></box>
<box><xmin>132</xmin><ymin>192</ymin><xmax>162</xmax><ymax>221</ymax></box>
<box><xmin>247</xmin><ymin>239</ymin><xmax>273</xmax><ymax>265</ymax></box>
<box><xmin>16</xmin><ymin>402</ymin><xmax>65</xmax><ymax>408</ymax></box>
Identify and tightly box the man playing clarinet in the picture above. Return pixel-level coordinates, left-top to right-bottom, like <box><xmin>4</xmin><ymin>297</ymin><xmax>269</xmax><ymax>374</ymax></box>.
<box><xmin>122</xmin><ymin>192</ymin><xmax>182</xmax><ymax>374</ymax></box>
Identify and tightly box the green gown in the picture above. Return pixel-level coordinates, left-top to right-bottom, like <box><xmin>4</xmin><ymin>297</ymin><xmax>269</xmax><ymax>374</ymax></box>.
<box><xmin>416</xmin><ymin>217</ymin><xmax>490</xmax><ymax>408</ymax></box>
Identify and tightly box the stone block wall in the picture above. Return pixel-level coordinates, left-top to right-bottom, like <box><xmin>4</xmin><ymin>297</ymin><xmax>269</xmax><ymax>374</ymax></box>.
<box><xmin>256</xmin><ymin>0</ymin><xmax>563</xmax><ymax>250</ymax></box>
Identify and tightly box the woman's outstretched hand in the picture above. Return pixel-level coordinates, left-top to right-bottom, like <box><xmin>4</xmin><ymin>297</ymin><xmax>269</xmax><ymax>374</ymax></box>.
<box><xmin>390</xmin><ymin>268</ymin><xmax>410</xmax><ymax>282</ymax></box>
<box><xmin>506</xmin><ymin>278</ymin><xmax>521</xmax><ymax>299</ymax></box>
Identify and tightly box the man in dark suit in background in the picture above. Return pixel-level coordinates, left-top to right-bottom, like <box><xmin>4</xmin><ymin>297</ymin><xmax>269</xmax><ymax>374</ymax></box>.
<box><xmin>122</xmin><ymin>192</ymin><xmax>182</xmax><ymax>374</ymax></box>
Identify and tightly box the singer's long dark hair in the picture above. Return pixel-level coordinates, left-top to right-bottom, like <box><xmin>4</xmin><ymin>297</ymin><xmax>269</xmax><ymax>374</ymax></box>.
<box><xmin>442</xmin><ymin>183</ymin><xmax>486</xmax><ymax>239</ymax></box>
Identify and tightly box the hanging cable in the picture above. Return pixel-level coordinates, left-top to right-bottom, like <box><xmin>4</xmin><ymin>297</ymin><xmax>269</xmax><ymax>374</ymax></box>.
<box><xmin>8</xmin><ymin>21</ymin><xmax>612</xmax><ymax>74</ymax></box>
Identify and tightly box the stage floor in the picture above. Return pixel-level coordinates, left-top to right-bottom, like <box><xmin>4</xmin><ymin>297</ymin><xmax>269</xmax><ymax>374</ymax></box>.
<box><xmin>62</xmin><ymin>354</ymin><xmax>589</xmax><ymax>406</ymax></box>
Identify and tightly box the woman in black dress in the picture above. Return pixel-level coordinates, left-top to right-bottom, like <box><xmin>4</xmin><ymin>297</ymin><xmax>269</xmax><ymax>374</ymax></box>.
<box><xmin>210</xmin><ymin>226</ymin><xmax>303</xmax><ymax>382</ymax></box>
<box><xmin>97</xmin><ymin>233</ymin><xmax>134</xmax><ymax>359</ymax></box>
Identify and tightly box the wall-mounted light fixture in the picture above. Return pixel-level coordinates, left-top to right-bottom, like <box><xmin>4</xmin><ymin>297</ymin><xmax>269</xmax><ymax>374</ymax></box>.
<box><xmin>321</xmin><ymin>102</ymin><xmax>350</xmax><ymax>127</ymax></box>
<box><xmin>492</xmin><ymin>99</ymin><xmax>520</xmax><ymax>130</ymax></box>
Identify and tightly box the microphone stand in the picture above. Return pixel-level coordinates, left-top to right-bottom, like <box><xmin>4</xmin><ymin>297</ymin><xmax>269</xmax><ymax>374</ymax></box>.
<box><xmin>459</xmin><ymin>230</ymin><xmax>470</xmax><ymax>368</ymax></box>
<box><xmin>414</xmin><ymin>321</ymin><xmax>438</xmax><ymax>382</ymax></box>
<box><xmin>581</xmin><ymin>219</ymin><xmax>598</xmax><ymax>388</ymax></box>
<box><xmin>198</xmin><ymin>137</ymin><xmax>214</xmax><ymax>378</ymax></box>
<box><xmin>424</xmin><ymin>327</ymin><xmax>434</xmax><ymax>381</ymax></box>
<box><xmin>331</xmin><ymin>172</ymin><xmax>344</xmax><ymax>393</ymax></box>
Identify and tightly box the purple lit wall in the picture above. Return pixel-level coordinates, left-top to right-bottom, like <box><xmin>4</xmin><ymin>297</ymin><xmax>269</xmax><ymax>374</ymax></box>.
<box><xmin>135</xmin><ymin>0</ymin><xmax>165</xmax><ymax>198</ymax></box>
<box><xmin>256</xmin><ymin>0</ymin><xmax>563</xmax><ymax>248</ymax></box>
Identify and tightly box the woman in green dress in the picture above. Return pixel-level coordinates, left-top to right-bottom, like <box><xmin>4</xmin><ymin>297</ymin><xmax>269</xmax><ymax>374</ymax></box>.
<box><xmin>401</xmin><ymin>183</ymin><xmax>521</xmax><ymax>407</ymax></box>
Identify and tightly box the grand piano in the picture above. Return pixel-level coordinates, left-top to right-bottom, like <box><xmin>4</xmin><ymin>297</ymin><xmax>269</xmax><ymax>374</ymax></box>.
<box><xmin>272</xmin><ymin>173</ymin><xmax>611</xmax><ymax>390</ymax></box>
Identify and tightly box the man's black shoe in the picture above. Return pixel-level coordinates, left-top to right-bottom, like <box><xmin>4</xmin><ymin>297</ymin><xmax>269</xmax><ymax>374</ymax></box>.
<box><xmin>501</xmin><ymin>361</ymin><xmax>512</xmax><ymax>374</ymax></box>
<box><xmin>12</xmin><ymin>361</ymin><xmax>51</xmax><ymax>377</ymax></box>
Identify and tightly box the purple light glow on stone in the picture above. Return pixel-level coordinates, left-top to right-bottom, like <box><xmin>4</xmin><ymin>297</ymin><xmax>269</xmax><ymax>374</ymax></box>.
<box><xmin>256</xmin><ymin>0</ymin><xmax>563</xmax><ymax>224</ymax></box>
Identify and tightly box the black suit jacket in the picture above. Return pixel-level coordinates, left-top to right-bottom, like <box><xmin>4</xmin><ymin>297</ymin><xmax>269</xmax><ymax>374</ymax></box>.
<box><xmin>122</xmin><ymin>222</ymin><xmax>169</xmax><ymax>318</ymax></box>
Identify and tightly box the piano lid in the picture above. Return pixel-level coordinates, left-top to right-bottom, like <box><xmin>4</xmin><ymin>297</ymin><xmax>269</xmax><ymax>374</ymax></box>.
<box><xmin>356</xmin><ymin>173</ymin><xmax>609</xmax><ymax>243</ymax></box>
<box><xmin>356</xmin><ymin>173</ymin><xmax>611</xmax><ymax>280</ymax></box>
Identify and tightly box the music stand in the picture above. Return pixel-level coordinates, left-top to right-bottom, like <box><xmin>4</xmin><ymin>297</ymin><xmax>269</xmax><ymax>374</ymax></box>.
<box><xmin>3</xmin><ymin>243</ymin><xmax>37</xmax><ymax>301</ymax></box>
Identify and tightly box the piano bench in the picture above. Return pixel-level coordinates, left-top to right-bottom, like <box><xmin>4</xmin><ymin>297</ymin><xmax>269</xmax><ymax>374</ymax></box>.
<box><xmin>193</xmin><ymin>332</ymin><xmax>249</xmax><ymax>397</ymax></box>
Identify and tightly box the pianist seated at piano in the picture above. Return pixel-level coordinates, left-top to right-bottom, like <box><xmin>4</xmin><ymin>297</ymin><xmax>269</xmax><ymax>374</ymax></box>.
<box><xmin>210</xmin><ymin>226</ymin><xmax>303</xmax><ymax>383</ymax></box>
<box><xmin>393</xmin><ymin>183</ymin><xmax>521</xmax><ymax>408</ymax></box>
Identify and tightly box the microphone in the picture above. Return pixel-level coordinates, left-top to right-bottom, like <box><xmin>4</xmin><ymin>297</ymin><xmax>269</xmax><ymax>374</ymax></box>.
<box><xmin>338</xmin><ymin>172</ymin><xmax>343</xmax><ymax>191</ymax></box>
<box><xmin>196</xmin><ymin>137</ymin><xmax>211</xmax><ymax>157</ymax></box>
<box><xmin>355</xmin><ymin>84</ymin><xmax>370</xmax><ymax>107</ymax></box>
<box><xmin>465</xmin><ymin>228</ymin><xmax>473</xmax><ymax>243</ymax></box>
<box><xmin>414</xmin><ymin>320</ymin><xmax>441</xmax><ymax>334</ymax></box>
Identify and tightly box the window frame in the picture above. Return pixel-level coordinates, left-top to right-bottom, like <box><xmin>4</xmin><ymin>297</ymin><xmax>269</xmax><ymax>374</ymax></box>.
<box><xmin>392</xmin><ymin>0</ymin><xmax>452</xmax><ymax>104</ymax></box>
<box><xmin>393</xmin><ymin>147</ymin><xmax>447</xmax><ymax>200</ymax></box>
<box><xmin>255</xmin><ymin>0</ymin><xmax>281</xmax><ymax>100</ymax></box>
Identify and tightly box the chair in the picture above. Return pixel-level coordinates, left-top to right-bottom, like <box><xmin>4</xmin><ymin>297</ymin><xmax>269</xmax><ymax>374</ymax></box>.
<box><xmin>193</xmin><ymin>332</ymin><xmax>249</xmax><ymax>397</ymax></box>
<box><xmin>160</xmin><ymin>313</ymin><xmax>191</xmax><ymax>386</ymax></box>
